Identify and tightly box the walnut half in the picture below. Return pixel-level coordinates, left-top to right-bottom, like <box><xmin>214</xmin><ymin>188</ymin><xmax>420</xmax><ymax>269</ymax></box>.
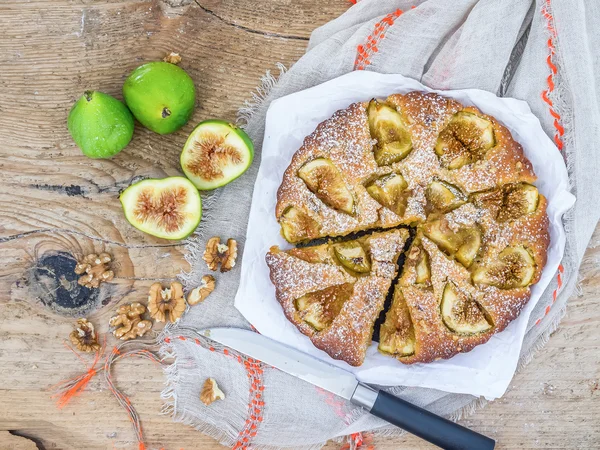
<box><xmin>109</xmin><ymin>302</ymin><xmax>153</xmax><ymax>341</ymax></box>
<box><xmin>69</xmin><ymin>318</ymin><xmax>101</xmax><ymax>352</ymax></box>
<box><xmin>187</xmin><ymin>275</ymin><xmax>216</xmax><ymax>306</ymax></box>
<box><xmin>74</xmin><ymin>252</ymin><xmax>114</xmax><ymax>288</ymax></box>
<box><xmin>203</xmin><ymin>237</ymin><xmax>238</xmax><ymax>272</ymax></box>
<box><xmin>200</xmin><ymin>378</ymin><xmax>225</xmax><ymax>405</ymax></box>
<box><xmin>148</xmin><ymin>282</ymin><xmax>186</xmax><ymax>323</ymax></box>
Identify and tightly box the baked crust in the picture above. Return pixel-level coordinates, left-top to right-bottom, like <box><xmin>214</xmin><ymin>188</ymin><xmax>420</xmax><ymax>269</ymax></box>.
<box><xmin>266</xmin><ymin>229</ymin><xmax>409</xmax><ymax>366</ymax></box>
<box><xmin>276</xmin><ymin>92</ymin><xmax>536</xmax><ymax>243</ymax></box>
<box><xmin>382</xmin><ymin>192</ymin><xmax>548</xmax><ymax>364</ymax></box>
<box><xmin>268</xmin><ymin>91</ymin><xmax>550</xmax><ymax>366</ymax></box>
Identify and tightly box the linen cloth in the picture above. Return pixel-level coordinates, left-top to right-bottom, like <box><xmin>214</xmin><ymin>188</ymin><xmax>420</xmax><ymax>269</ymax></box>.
<box><xmin>161</xmin><ymin>1</ymin><xmax>600</xmax><ymax>448</ymax></box>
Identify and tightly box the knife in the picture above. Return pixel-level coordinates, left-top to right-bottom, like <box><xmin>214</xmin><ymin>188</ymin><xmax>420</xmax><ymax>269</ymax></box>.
<box><xmin>202</xmin><ymin>327</ymin><xmax>495</xmax><ymax>450</ymax></box>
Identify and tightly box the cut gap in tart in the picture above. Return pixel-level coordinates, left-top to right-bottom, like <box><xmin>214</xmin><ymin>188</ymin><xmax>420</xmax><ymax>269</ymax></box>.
<box><xmin>367</xmin><ymin>99</ymin><xmax>413</xmax><ymax>166</ymax></box>
<box><xmin>422</xmin><ymin>218</ymin><xmax>481</xmax><ymax>268</ymax></box>
<box><xmin>298</xmin><ymin>158</ymin><xmax>354</xmax><ymax>214</ymax></box>
<box><xmin>435</xmin><ymin>111</ymin><xmax>496</xmax><ymax>169</ymax></box>
<box><xmin>378</xmin><ymin>288</ymin><xmax>416</xmax><ymax>357</ymax></box>
<box><xmin>472</xmin><ymin>245</ymin><xmax>536</xmax><ymax>289</ymax></box>
<box><xmin>365</xmin><ymin>172</ymin><xmax>410</xmax><ymax>217</ymax></box>
<box><xmin>441</xmin><ymin>282</ymin><xmax>493</xmax><ymax>335</ymax></box>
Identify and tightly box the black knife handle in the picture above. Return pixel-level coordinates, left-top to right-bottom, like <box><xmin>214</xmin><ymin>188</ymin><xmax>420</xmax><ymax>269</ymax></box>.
<box><xmin>356</xmin><ymin>386</ymin><xmax>495</xmax><ymax>450</ymax></box>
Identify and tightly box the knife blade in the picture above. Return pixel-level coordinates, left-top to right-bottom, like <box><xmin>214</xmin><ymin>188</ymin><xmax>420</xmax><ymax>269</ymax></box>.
<box><xmin>203</xmin><ymin>327</ymin><xmax>359</xmax><ymax>400</ymax></box>
<box><xmin>202</xmin><ymin>327</ymin><xmax>496</xmax><ymax>450</ymax></box>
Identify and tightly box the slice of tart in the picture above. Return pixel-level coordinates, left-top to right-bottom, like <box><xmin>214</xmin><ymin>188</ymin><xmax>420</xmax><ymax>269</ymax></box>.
<box><xmin>266</xmin><ymin>228</ymin><xmax>409</xmax><ymax>366</ymax></box>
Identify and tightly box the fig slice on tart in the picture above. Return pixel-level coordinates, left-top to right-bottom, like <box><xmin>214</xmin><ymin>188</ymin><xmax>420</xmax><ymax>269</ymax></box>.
<box><xmin>441</xmin><ymin>283</ymin><xmax>493</xmax><ymax>335</ymax></box>
<box><xmin>181</xmin><ymin>120</ymin><xmax>254</xmax><ymax>190</ymax></box>
<box><xmin>367</xmin><ymin>99</ymin><xmax>413</xmax><ymax>166</ymax></box>
<box><xmin>333</xmin><ymin>241</ymin><xmax>371</xmax><ymax>273</ymax></box>
<box><xmin>279</xmin><ymin>206</ymin><xmax>321</xmax><ymax>243</ymax></box>
<box><xmin>298</xmin><ymin>158</ymin><xmax>354</xmax><ymax>215</ymax></box>
<box><xmin>426</xmin><ymin>180</ymin><xmax>466</xmax><ymax>213</ymax></box>
<box><xmin>366</xmin><ymin>172</ymin><xmax>410</xmax><ymax>217</ymax></box>
<box><xmin>435</xmin><ymin>111</ymin><xmax>496</xmax><ymax>169</ymax></box>
<box><xmin>472</xmin><ymin>245</ymin><xmax>536</xmax><ymax>289</ymax></box>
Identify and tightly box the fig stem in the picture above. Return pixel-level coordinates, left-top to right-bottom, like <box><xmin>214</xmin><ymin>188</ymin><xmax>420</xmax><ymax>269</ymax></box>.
<box><xmin>84</xmin><ymin>90</ymin><xmax>93</xmax><ymax>102</ymax></box>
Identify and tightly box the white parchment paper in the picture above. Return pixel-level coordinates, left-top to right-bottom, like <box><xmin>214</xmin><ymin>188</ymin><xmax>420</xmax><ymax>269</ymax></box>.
<box><xmin>234</xmin><ymin>71</ymin><xmax>575</xmax><ymax>399</ymax></box>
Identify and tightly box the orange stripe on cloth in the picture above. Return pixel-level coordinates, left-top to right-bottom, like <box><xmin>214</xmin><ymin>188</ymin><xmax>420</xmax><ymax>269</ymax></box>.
<box><xmin>540</xmin><ymin>0</ymin><xmax>565</xmax><ymax>152</ymax></box>
<box><xmin>535</xmin><ymin>266</ymin><xmax>566</xmax><ymax>326</ymax></box>
<box><xmin>354</xmin><ymin>9</ymin><xmax>403</xmax><ymax>70</ymax></box>
<box><xmin>166</xmin><ymin>335</ymin><xmax>267</xmax><ymax>450</ymax></box>
<box><xmin>535</xmin><ymin>0</ymin><xmax>566</xmax><ymax>325</ymax></box>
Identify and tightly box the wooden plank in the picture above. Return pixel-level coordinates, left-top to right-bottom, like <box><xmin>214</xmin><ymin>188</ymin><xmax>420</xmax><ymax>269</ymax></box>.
<box><xmin>0</xmin><ymin>0</ymin><xmax>598</xmax><ymax>449</ymax></box>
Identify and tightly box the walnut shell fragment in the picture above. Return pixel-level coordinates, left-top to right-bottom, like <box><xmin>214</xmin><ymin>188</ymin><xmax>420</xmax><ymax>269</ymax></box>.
<box><xmin>200</xmin><ymin>378</ymin><xmax>225</xmax><ymax>405</ymax></box>
<box><xmin>187</xmin><ymin>275</ymin><xmax>216</xmax><ymax>306</ymax></box>
<box><xmin>203</xmin><ymin>237</ymin><xmax>238</xmax><ymax>273</ymax></box>
<box><xmin>163</xmin><ymin>52</ymin><xmax>182</xmax><ymax>65</ymax></box>
<box><xmin>69</xmin><ymin>318</ymin><xmax>101</xmax><ymax>352</ymax></box>
<box><xmin>109</xmin><ymin>302</ymin><xmax>153</xmax><ymax>341</ymax></box>
<box><xmin>74</xmin><ymin>252</ymin><xmax>114</xmax><ymax>288</ymax></box>
<box><xmin>148</xmin><ymin>282</ymin><xmax>186</xmax><ymax>323</ymax></box>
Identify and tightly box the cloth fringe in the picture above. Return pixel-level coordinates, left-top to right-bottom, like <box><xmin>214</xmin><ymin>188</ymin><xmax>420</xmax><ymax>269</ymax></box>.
<box><xmin>159</xmin><ymin>329</ymin><xmax>239</xmax><ymax>449</ymax></box>
<box><xmin>178</xmin><ymin>234</ymin><xmax>206</xmax><ymax>290</ymax></box>
<box><xmin>237</xmin><ymin>63</ymin><xmax>288</xmax><ymax>127</ymax></box>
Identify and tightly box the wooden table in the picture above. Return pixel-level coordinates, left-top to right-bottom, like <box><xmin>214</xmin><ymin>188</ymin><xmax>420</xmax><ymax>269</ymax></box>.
<box><xmin>1</xmin><ymin>1</ymin><xmax>598</xmax><ymax>448</ymax></box>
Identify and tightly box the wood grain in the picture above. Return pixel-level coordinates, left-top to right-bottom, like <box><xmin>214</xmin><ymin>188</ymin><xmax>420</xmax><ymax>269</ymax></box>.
<box><xmin>0</xmin><ymin>0</ymin><xmax>598</xmax><ymax>449</ymax></box>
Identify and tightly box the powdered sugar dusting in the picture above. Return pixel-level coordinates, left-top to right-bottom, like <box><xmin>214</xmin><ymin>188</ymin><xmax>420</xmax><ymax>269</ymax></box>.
<box><xmin>266</xmin><ymin>229</ymin><xmax>408</xmax><ymax>365</ymax></box>
<box><xmin>269</xmin><ymin>91</ymin><xmax>550</xmax><ymax>366</ymax></box>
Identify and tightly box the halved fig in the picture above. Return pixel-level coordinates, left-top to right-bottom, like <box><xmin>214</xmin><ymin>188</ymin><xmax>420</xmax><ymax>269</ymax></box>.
<box><xmin>435</xmin><ymin>111</ymin><xmax>496</xmax><ymax>169</ymax></box>
<box><xmin>333</xmin><ymin>241</ymin><xmax>371</xmax><ymax>273</ymax></box>
<box><xmin>472</xmin><ymin>245</ymin><xmax>536</xmax><ymax>289</ymax></box>
<box><xmin>365</xmin><ymin>173</ymin><xmax>409</xmax><ymax>216</ymax></box>
<box><xmin>422</xmin><ymin>219</ymin><xmax>481</xmax><ymax>267</ymax></box>
<box><xmin>120</xmin><ymin>177</ymin><xmax>202</xmax><ymax>240</ymax></box>
<box><xmin>441</xmin><ymin>283</ymin><xmax>492</xmax><ymax>335</ymax></box>
<box><xmin>181</xmin><ymin>120</ymin><xmax>254</xmax><ymax>190</ymax></box>
<box><xmin>295</xmin><ymin>283</ymin><xmax>355</xmax><ymax>331</ymax></box>
<box><xmin>497</xmin><ymin>184</ymin><xmax>539</xmax><ymax>222</ymax></box>
<box><xmin>279</xmin><ymin>206</ymin><xmax>320</xmax><ymax>243</ymax></box>
<box><xmin>426</xmin><ymin>180</ymin><xmax>466</xmax><ymax>212</ymax></box>
<box><xmin>367</xmin><ymin>99</ymin><xmax>413</xmax><ymax>166</ymax></box>
<box><xmin>298</xmin><ymin>158</ymin><xmax>354</xmax><ymax>214</ymax></box>
<box><xmin>379</xmin><ymin>289</ymin><xmax>416</xmax><ymax>357</ymax></box>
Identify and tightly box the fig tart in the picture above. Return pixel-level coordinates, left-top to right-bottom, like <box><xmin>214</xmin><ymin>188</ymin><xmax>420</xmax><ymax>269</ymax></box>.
<box><xmin>266</xmin><ymin>91</ymin><xmax>549</xmax><ymax>367</ymax></box>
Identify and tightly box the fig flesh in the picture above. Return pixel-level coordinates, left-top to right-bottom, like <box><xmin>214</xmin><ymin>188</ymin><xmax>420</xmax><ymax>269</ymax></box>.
<box><xmin>367</xmin><ymin>99</ymin><xmax>413</xmax><ymax>166</ymax></box>
<box><xmin>181</xmin><ymin>120</ymin><xmax>254</xmax><ymax>190</ymax></box>
<box><xmin>298</xmin><ymin>158</ymin><xmax>354</xmax><ymax>214</ymax></box>
<box><xmin>120</xmin><ymin>177</ymin><xmax>202</xmax><ymax>240</ymax></box>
